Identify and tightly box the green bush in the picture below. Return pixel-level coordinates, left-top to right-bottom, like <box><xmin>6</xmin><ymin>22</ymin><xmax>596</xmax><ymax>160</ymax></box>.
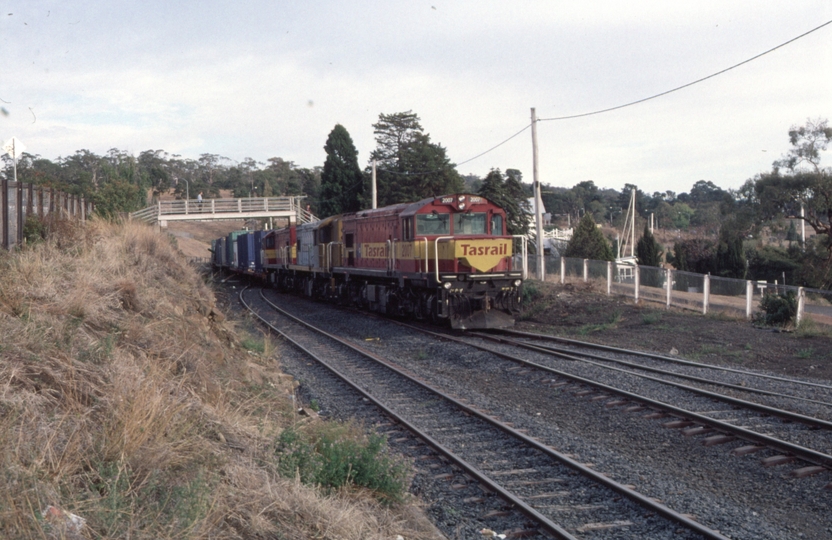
<box><xmin>23</xmin><ymin>214</ymin><xmax>47</xmax><ymax>245</ymax></box>
<box><xmin>758</xmin><ymin>291</ymin><xmax>797</xmax><ymax>326</ymax></box>
<box><xmin>275</xmin><ymin>425</ymin><xmax>409</xmax><ymax>505</ymax></box>
<box><xmin>521</xmin><ymin>281</ymin><xmax>542</xmax><ymax>305</ymax></box>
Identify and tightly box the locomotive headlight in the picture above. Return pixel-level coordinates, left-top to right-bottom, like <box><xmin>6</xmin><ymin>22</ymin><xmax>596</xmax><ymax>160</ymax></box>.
<box><xmin>443</xmin><ymin>282</ymin><xmax>452</xmax><ymax>289</ymax></box>
<box><xmin>514</xmin><ymin>279</ymin><xmax>522</xmax><ymax>287</ymax></box>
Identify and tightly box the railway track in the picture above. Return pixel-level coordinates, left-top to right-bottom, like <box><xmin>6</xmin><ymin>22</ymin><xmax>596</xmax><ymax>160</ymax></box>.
<box><xmin>241</xmin><ymin>286</ymin><xmax>730</xmax><ymax>539</ymax></box>
<box><xmin>446</xmin><ymin>328</ymin><xmax>832</xmax><ymax>479</ymax></box>
<box><xmin>368</xmin><ymin>318</ymin><xmax>832</xmax><ymax>484</ymax></box>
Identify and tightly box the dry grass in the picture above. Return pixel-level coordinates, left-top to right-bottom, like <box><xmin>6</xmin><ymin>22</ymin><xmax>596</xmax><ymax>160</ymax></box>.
<box><xmin>0</xmin><ymin>219</ymin><xmax>442</xmax><ymax>540</ymax></box>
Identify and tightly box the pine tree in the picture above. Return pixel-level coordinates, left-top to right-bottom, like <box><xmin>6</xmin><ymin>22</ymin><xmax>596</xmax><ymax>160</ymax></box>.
<box><xmin>636</xmin><ymin>225</ymin><xmax>663</xmax><ymax>267</ymax></box>
<box><xmin>320</xmin><ymin>124</ymin><xmax>364</xmax><ymax>217</ymax></box>
<box><xmin>504</xmin><ymin>169</ymin><xmax>530</xmax><ymax>236</ymax></box>
<box><xmin>477</xmin><ymin>169</ymin><xmax>528</xmax><ymax>236</ymax></box>
<box><xmin>716</xmin><ymin>227</ymin><xmax>746</xmax><ymax>279</ymax></box>
<box><xmin>369</xmin><ymin>111</ymin><xmax>463</xmax><ymax>205</ymax></box>
<box><xmin>563</xmin><ymin>214</ymin><xmax>614</xmax><ymax>261</ymax></box>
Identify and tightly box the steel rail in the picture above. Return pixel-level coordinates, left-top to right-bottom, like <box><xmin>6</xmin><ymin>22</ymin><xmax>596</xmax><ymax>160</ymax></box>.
<box><xmin>239</xmin><ymin>288</ymin><xmax>577</xmax><ymax>540</ymax></box>
<box><xmin>407</xmin><ymin>325</ymin><xmax>832</xmax><ymax>469</ymax></box>
<box><xmin>472</xmin><ymin>332</ymin><xmax>832</xmax><ymax>412</ymax></box>
<box><xmin>245</xmin><ymin>287</ymin><xmax>732</xmax><ymax>540</ymax></box>
<box><xmin>497</xmin><ymin>328</ymin><xmax>832</xmax><ymax>391</ymax></box>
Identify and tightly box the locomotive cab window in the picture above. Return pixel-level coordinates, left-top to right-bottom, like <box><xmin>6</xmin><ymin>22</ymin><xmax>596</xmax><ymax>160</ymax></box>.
<box><xmin>453</xmin><ymin>212</ymin><xmax>487</xmax><ymax>235</ymax></box>
<box><xmin>416</xmin><ymin>213</ymin><xmax>450</xmax><ymax>235</ymax></box>
<box><xmin>490</xmin><ymin>214</ymin><xmax>504</xmax><ymax>235</ymax></box>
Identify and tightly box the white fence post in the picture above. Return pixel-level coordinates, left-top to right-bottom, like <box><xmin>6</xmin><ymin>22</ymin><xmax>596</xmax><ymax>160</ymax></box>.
<box><xmin>665</xmin><ymin>268</ymin><xmax>672</xmax><ymax>308</ymax></box>
<box><xmin>607</xmin><ymin>261</ymin><xmax>612</xmax><ymax>296</ymax></box>
<box><xmin>583</xmin><ymin>259</ymin><xmax>588</xmax><ymax>282</ymax></box>
<box><xmin>560</xmin><ymin>257</ymin><xmax>565</xmax><ymax>284</ymax></box>
<box><xmin>634</xmin><ymin>265</ymin><xmax>640</xmax><ymax>304</ymax></box>
<box><xmin>797</xmin><ymin>286</ymin><xmax>805</xmax><ymax>325</ymax></box>
<box><xmin>746</xmin><ymin>280</ymin><xmax>753</xmax><ymax>319</ymax></box>
<box><xmin>703</xmin><ymin>274</ymin><xmax>710</xmax><ymax>315</ymax></box>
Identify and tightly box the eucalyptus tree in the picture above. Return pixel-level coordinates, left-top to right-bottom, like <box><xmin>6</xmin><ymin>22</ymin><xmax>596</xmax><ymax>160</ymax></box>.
<box><xmin>754</xmin><ymin>118</ymin><xmax>832</xmax><ymax>282</ymax></box>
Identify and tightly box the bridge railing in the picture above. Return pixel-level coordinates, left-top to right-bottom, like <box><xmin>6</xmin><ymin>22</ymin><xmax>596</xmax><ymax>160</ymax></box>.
<box><xmin>130</xmin><ymin>196</ymin><xmax>318</xmax><ymax>224</ymax></box>
<box><xmin>158</xmin><ymin>196</ymin><xmax>304</xmax><ymax>216</ymax></box>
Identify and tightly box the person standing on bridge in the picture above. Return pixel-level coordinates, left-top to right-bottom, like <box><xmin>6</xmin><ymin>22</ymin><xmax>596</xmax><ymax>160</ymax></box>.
<box><xmin>197</xmin><ymin>191</ymin><xmax>203</xmax><ymax>212</ymax></box>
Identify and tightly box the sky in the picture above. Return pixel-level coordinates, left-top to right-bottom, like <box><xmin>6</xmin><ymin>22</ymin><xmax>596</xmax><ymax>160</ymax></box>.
<box><xmin>1</xmin><ymin>1</ymin><xmax>830</xmax><ymax>196</ymax></box>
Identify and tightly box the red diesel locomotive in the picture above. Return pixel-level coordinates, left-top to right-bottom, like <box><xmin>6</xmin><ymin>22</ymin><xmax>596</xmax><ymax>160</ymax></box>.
<box><xmin>261</xmin><ymin>193</ymin><xmax>526</xmax><ymax>330</ymax></box>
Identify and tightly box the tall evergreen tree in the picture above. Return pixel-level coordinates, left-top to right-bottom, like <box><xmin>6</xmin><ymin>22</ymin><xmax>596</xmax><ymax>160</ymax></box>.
<box><xmin>563</xmin><ymin>214</ymin><xmax>614</xmax><ymax>261</ymax></box>
<box><xmin>320</xmin><ymin>124</ymin><xmax>364</xmax><ymax>217</ymax></box>
<box><xmin>715</xmin><ymin>226</ymin><xmax>747</xmax><ymax>279</ymax></box>
<box><xmin>477</xmin><ymin>169</ymin><xmax>529</xmax><ymax>236</ymax></box>
<box><xmin>369</xmin><ymin>111</ymin><xmax>463</xmax><ymax>206</ymax></box>
<box><xmin>504</xmin><ymin>169</ymin><xmax>531</xmax><ymax>236</ymax></box>
<box><xmin>636</xmin><ymin>225</ymin><xmax>663</xmax><ymax>267</ymax></box>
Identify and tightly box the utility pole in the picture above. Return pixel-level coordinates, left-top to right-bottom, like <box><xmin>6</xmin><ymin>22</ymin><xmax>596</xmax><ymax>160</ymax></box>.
<box><xmin>630</xmin><ymin>189</ymin><xmax>636</xmax><ymax>258</ymax></box>
<box><xmin>531</xmin><ymin>108</ymin><xmax>544</xmax><ymax>280</ymax></box>
<box><xmin>801</xmin><ymin>202</ymin><xmax>806</xmax><ymax>246</ymax></box>
<box><xmin>372</xmin><ymin>160</ymin><xmax>377</xmax><ymax>209</ymax></box>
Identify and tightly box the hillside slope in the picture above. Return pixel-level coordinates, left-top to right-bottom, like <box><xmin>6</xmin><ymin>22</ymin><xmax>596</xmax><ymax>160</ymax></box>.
<box><xmin>0</xmin><ymin>219</ymin><xmax>441</xmax><ymax>540</ymax></box>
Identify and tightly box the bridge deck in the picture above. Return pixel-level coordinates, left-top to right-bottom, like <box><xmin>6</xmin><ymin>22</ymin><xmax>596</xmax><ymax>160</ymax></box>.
<box><xmin>130</xmin><ymin>196</ymin><xmax>317</xmax><ymax>224</ymax></box>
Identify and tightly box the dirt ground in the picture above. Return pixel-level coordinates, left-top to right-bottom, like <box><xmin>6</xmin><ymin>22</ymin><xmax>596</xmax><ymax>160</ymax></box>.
<box><xmin>165</xmin><ymin>220</ymin><xmax>247</xmax><ymax>259</ymax></box>
<box><xmin>517</xmin><ymin>281</ymin><xmax>832</xmax><ymax>383</ymax></box>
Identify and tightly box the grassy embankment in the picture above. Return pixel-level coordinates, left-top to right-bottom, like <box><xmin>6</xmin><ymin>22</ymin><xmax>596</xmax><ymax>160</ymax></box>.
<box><xmin>0</xmin><ymin>219</ymin><xmax>441</xmax><ymax>539</ymax></box>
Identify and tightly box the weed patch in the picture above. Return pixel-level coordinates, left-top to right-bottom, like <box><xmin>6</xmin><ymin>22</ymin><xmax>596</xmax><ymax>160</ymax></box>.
<box><xmin>577</xmin><ymin>310</ymin><xmax>621</xmax><ymax>335</ymax></box>
<box><xmin>796</xmin><ymin>348</ymin><xmax>814</xmax><ymax>359</ymax></box>
<box><xmin>275</xmin><ymin>424</ymin><xmax>410</xmax><ymax>505</ymax></box>
<box><xmin>796</xmin><ymin>318</ymin><xmax>832</xmax><ymax>338</ymax></box>
<box><xmin>641</xmin><ymin>312</ymin><xmax>662</xmax><ymax>325</ymax></box>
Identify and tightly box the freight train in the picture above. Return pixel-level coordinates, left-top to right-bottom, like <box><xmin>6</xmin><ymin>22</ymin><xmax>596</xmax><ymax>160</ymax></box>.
<box><xmin>211</xmin><ymin>193</ymin><xmax>526</xmax><ymax>330</ymax></box>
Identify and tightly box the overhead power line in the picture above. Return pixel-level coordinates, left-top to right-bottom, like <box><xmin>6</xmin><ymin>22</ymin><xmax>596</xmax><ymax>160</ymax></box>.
<box><xmin>368</xmin><ymin>19</ymin><xmax>831</xmax><ymax>176</ymax></box>
<box><xmin>539</xmin><ymin>19</ymin><xmax>832</xmax><ymax>122</ymax></box>
<box><xmin>456</xmin><ymin>124</ymin><xmax>532</xmax><ymax>167</ymax></box>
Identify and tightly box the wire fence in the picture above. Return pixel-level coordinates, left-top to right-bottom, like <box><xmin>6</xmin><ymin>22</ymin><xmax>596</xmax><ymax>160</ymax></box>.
<box><xmin>537</xmin><ymin>255</ymin><xmax>832</xmax><ymax>327</ymax></box>
<box><xmin>1</xmin><ymin>179</ymin><xmax>93</xmax><ymax>250</ymax></box>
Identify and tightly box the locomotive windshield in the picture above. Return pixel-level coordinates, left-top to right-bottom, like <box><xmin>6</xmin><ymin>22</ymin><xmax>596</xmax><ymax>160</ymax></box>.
<box><xmin>416</xmin><ymin>213</ymin><xmax>450</xmax><ymax>235</ymax></box>
<box><xmin>453</xmin><ymin>212</ymin><xmax>487</xmax><ymax>235</ymax></box>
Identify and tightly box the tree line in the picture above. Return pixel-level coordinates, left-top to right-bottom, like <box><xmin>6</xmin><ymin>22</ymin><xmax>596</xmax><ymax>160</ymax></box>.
<box><xmin>562</xmin><ymin>118</ymin><xmax>832</xmax><ymax>289</ymax></box>
<box><xmin>2</xmin><ymin>114</ymin><xmax>830</xmax><ymax>287</ymax></box>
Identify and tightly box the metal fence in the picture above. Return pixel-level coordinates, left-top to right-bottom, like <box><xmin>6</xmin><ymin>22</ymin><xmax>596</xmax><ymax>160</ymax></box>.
<box><xmin>547</xmin><ymin>256</ymin><xmax>832</xmax><ymax>327</ymax></box>
<box><xmin>0</xmin><ymin>179</ymin><xmax>92</xmax><ymax>250</ymax></box>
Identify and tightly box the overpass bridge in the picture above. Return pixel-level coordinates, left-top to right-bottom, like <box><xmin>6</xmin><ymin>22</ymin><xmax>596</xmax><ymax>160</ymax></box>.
<box><xmin>130</xmin><ymin>196</ymin><xmax>318</xmax><ymax>227</ymax></box>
